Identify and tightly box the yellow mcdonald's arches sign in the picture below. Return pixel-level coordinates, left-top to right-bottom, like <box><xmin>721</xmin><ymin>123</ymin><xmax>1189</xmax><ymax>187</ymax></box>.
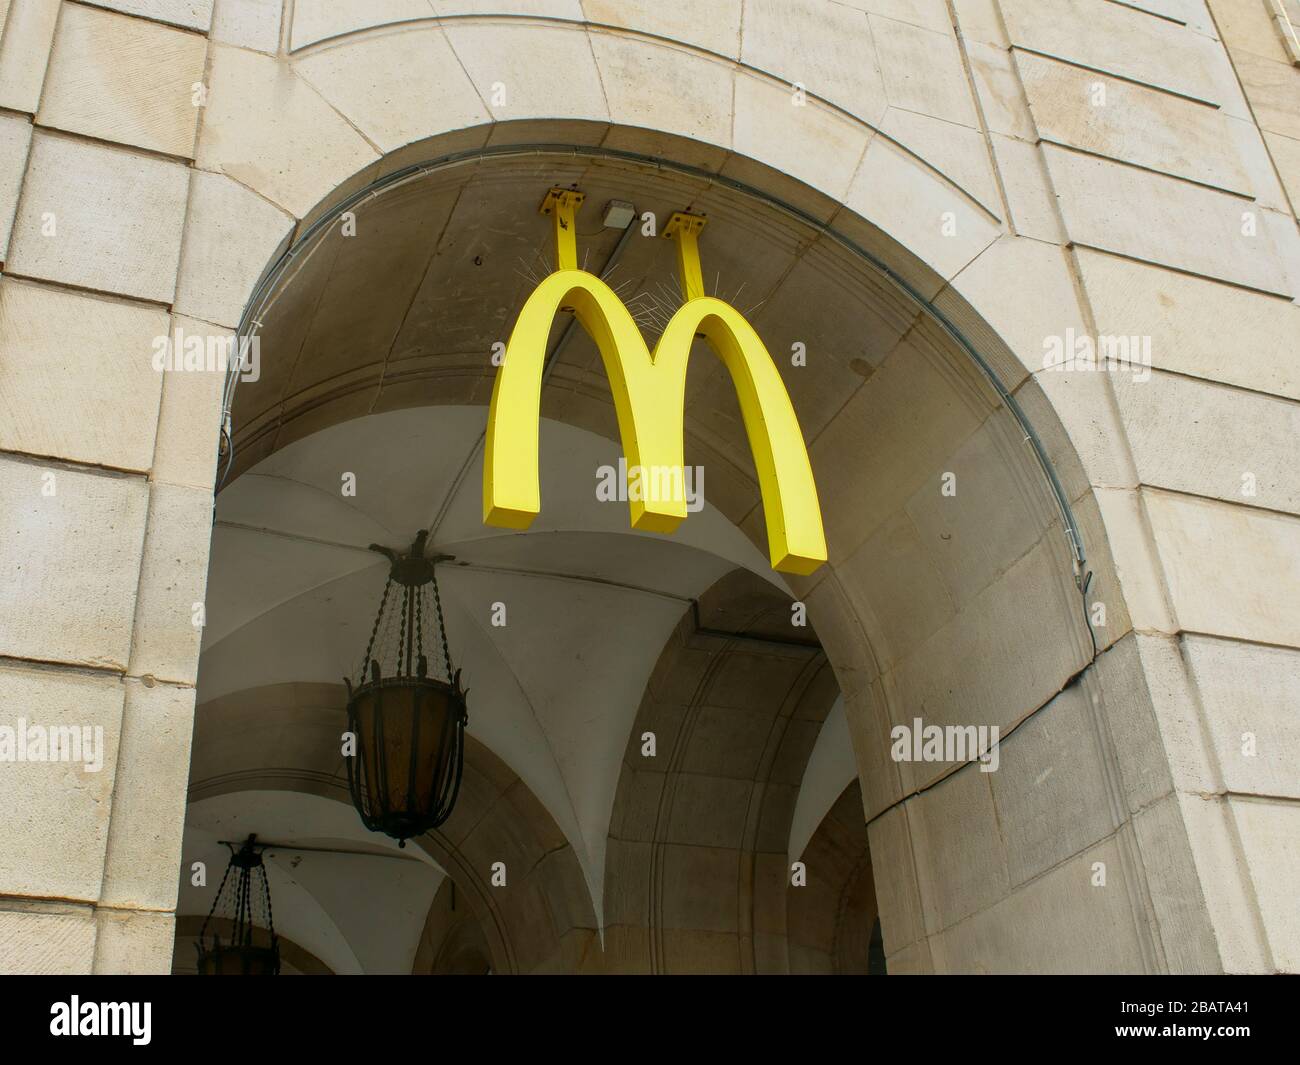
<box><xmin>483</xmin><ymin>187</ymin><xmax>827</xmax><ymax>576</ymax></box>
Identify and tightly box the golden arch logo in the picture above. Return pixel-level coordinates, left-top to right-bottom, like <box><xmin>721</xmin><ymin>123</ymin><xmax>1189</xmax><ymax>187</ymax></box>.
<box><xmin>483</xmin><ymin>187</ymin><xmax>827</xmax><ymax>576</ymax></box>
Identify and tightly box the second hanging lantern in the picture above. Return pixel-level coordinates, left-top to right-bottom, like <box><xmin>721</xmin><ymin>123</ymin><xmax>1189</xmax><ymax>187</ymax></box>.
<box><xmin>344</xmin><ymin>530</ymin><xmax>466</xmax><ymax>846</ymax></box>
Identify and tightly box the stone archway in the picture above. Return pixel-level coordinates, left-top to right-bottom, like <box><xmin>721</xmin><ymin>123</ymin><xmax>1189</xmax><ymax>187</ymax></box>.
<box><xmin>602</xmin><ymin>570</ymin><xmax>840</xmax><ymax>973</ymax></box>
<box><xmin>203</xmin><ymin>129</ymin><xmax>1141</xmax><ymax>973</ymax></box>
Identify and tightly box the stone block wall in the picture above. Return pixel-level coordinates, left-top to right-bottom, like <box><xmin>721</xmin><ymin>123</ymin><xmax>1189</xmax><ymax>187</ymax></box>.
<box><xmin>0</xmin><ymin>0</ymin><xmax>1295</xmax><ymax>973</ymax></box>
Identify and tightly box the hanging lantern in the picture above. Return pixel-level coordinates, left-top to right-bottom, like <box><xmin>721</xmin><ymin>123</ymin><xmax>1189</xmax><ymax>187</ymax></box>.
<box><xmin>195</xmin><ymin>835</ymin><xmax>279</xmax><ymax>975</ymax></box>
<box><xmin>344</xmin><ymin>529</ymin><xmax>467</xmax><ymax>847</ymax></box>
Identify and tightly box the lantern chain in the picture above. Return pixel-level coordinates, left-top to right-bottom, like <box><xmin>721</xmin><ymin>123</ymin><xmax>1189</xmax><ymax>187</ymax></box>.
<box><xmin>235</xmin><ymin>863</ymin><xmax>251</xmax><ymax>945</ymax></box>
<box><xmin>198</xmin><ymin>847</ymin><xmax>236</xmax><ymax>948</ymax></box>
<box><xmin>360</xmin><ymin>576</ymin><xmax>393</xmax><ymax>681</ymax></box>
<box><xmin>430</xmin><ymin>568</ymin><xmax>454</xmax><ymax>687</ymax></box>
<box><xmin>416</xmin><ymin>583</ymin><xmax>426</xmax><ymax>676</ymax></box>
<box><xmin>397</xmin><ymin>584</ymin><xmax>409</xmax><ymax>677</ymax></box>
<box><xmin>261</xmin><ymin>863</ymin><xmax>278</xmax><ymax>953</ymax></box>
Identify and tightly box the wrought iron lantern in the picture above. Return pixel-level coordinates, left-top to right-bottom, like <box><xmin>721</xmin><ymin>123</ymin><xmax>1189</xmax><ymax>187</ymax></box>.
<box><xmin>196</xmin><ymin>835</ymin><xmax>280</xmax><ymax>975</ymax></box>
<box><xmin>344</xmin><ymin>529</ymin><xmax>467</xmax><ymax>846</ymax></box>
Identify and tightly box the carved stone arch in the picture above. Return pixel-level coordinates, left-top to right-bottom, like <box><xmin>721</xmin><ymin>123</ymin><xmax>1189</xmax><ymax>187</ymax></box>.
<box><xmin>603</xmin><ymin>570</ymin><xmax>842</xmax><ymax>973</ymax></box>
<box><xmin>187</xmin><ymin>10</ymin><xmax>1197</xmax><ymax>979</ymax></box>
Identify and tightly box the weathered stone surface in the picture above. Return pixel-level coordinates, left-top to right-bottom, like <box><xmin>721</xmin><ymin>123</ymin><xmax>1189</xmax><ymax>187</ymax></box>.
<box><xmin>1113</xmin><ymin>370</ymin><xmax>1300</xmax><ymax>514</ymax></box>
<box><xmin>1143</xmin><ymin>488</ymin><xmax>1300</xmax><ymax>649</ymax></box>
<box><xmin>449</xmin><ymin>22</ymin><xmax>608</xmax><ymax>123</ymax></box>
<box><xmin>966</xmin><ymin>39</ymin><xmax>1034</xmax><ymax>139</ymax></box>
<box><xmin>658</xmin><ymin>844</ymin><xmax>740</xmax><ymax>932</ymax></box>
<box><xmin>150</xmin><ymin>315</ymin><xmax>227</xmax><ymax>491</ymax></box>
<box><xmin>905</xmin><ymin>410</ymin><xmax>1060</xmax><ymax>609</ymax></box>
<box><xmin>290</xmin><ymin>0</ymin><xmax>430</xmax><ymax>50</ymax></box>
<box><xmin>949</xmin><ymin>235</ymin><xmax>1085</xmax><ymax>383</ymax></box>
<box><xmin>989</xmin><ymin>682</ymin><xmax>1117</xmax><ymax>887</ymax></box>
<box><xmin>664</xmin><ymin>775</ymin><xmax>753</xmax><ymax>849</ymax></box>
<box><xmin>1232</xmin><ymin>49</ymin><xmax>1300</xmax><ymax>141</ymax></box>
<box><xmin>843</xmin><ymin>137</ymin><xmax>1001</xmax><ymax>284</ymax></box>
<box><xmin>0</xmin><ymin>0</ymin><xmax>59</xmax><ymax>113</ymax></box>
<box><xmin>1227</xmin><ymin>797</ymin><xmax>1300</xmax><ymax>971</ymax></box>
<box><xmin>732</xmin><ymin>75</ymin><xmax>871</xmax><ymax>206</ymax></box>
<box><xmin>38</xmin><ymin>3</ymin><xmax>207</xmax><ymax>157</ymax></box>
<box><xmin>211</xmin><ymin>0</ymin><xmax>282</xmax><ymax>53</ymax></box>
<box><xmin>1209</xmin><ymin>0</ymin><xmax>1295</xmax><ymax>65</ymax></box>
<box><xmin>865</xmin><ymin>805</ymin><xmax>925</xmax><ymax>950</ymax></box>
<box><xmin>879</xmin><ymin>108</ymin><xmax>999</xmax><ymax>213</ymax></box>
<box><xmin>838</xmin><ymin>0</ymin><xmax>954</xmax><ymax>36</ymax></box>
<box><xmin>1263</xmin><ymin>130</ymin><xmax>1300</xmax><ymax>212</ymax></box>
<box><xmin>0</xmin><ymin>280</ymin><xmax>169</xmax><ymax>471</ymax></box>
<box><xmin>951</xmin><ymin>0</ymin><xmax>1005</xmax><ymax>45</ymax></box>
<box><xmin>1042</xmin><ymin>143</ymin><xmax>1291</xmax><ymax>295</ymax></box>
<box><xmin>7</xmin><ymin>135</ymin><xmax>190</xmax><ymax>303</ymax></box>
<box><xmin>174</xmin><ymin>170</ymin><xmax>294</xmax><ymax>329</ymax></box>
<box><xmin>80</xmin><ymin>0</ymin><xmax>213</xmax><ymax>31</ymax></box>
<box><xmin>838</xmin><ymin>507</ymin><xmax>954</xmax><ymax>667</ymax></box>
<box><xmin>582</xmin><ymin>0</ymin><xmax>741</xmax><ymax>57</ymax></box>
<box><xmin>589</xmin><ymin>31</ymin><xmax>726</xmax><ymax>142</ymax></box>
<box><xmin>987</xmin><ymin>134</ymin><xmax>1065</xmax><ymax>244</ymax></box>
<box><xmin>805</xmin><ymin>574</ymin><xmax>878</xmax><ymax>702</ymax></box>
<box><xmin>1001</xmin><ymin>0</ymin><xmax>1249</xmax><ymax>118</ymax></box>
<box><xmin>887</xmin><ymin>935</ymin><xmax>935</xmax><ymax>972</ymax></box>
<box><xmin>0</xmin><ymin>457</ymin><xmax>149</xmax><ymax>669</ymax></box>
<box><xmin>1122</xmin><ymin>0</ymin><xmax>1215</xmax><ymax>36</ymax></box>
<box><xmin>1184</xmin><ymin>635</ymin><xmax>1300</xmax><ymax>801</ymax></box>
<box><xmin>885</xmin><ymin>533</ymin><xmax>1090</xmax><ymax>790</ymax></box>
<box><xmin>1007</xmin><ymin>378</ymin><xmax>1092</xmax><ymax>506</ymax></box>
<box><xmin>0</xmin><ymin>111</ymin><xmax>31</xmax><ymax>260</ymax></box>
<box><xmin>196</xmin><ymin>44</ymin><xmax>378</xmax><ymax>218</ymax></box>
<box><xmin>871</xmin><ymin>13</ymin><xmax>977</xmax><ymax>126</ymax></box>
<box><xmin>1265</xmin><ymin>203</ymin><xmax>1300</xmax><ymax>297</ymax></box>
<box><xmin>844</xmin><ymin>681</ymin><xmax>904</xmax><ymax>819</ymax></box>
<box><xmin>99</xmin><ymin>681</ymin><xmax>196</xmax><ymax>910</ymax></box>
<box><xmin>809</xmin><ymin>333</ymin><xmax>985</xmax><ymax>563</ymax></box>
<box><xmin>1087</xmin><ymin>488</ymin><xmax>1173</xmax><ymax>639</ymax></box>
<box><xmin>1075</xmin><ymin>247</ymin><xmax>1300</xmax><ymax>401</ymax></box>
<box><xmin>741</xmin><ymin>0</ymin><xmax>889</xmax><ymax>125</ymax></box>
<box><xmin>0</xmin><ymin>908</ymin><xmax>96</xmax><ymax>975</ymax></box>
<box><xmin>1226</xmin><ymin>115</ymin><xmax>1291</xmax><ymax>213</ymax></box>
<box><xmin>660</xmin><ymin>928</ymin><xmax>741</xmax><ymax>973</ymax></box>
<box><xmin>1130</xmin><ymin>792</ymin><xmax>1221</xmax><ymax>973</ymax></box>
<box><xmin>127</xmin><ymin>482</ymin><xmax>216</xmax><ymax>685</ymax></box>
<box><xmin>0</xmin><ymin>665</ymin><xmax>123</xmax><ymax>902</ymax></box>
<box><xmin>92</xmin><ymin>909</ymin><xmax>175</xmax><ymax>974</ymax></box>
<box><xmin>434</xmin><ymin>1</ymin><xmax>585</xmax><ymax>21</ymax></box>
<box><xmin>937</xmin><ymin>838</ymin><xmax>1150</xmax><ymax>973</ymax></box>
<box><xmin>294</xmin><ymin>28</ymin><xmax>489</xmax><ymax>153</ymax></box>
<box><xmin>1093</xmin><ymin>634</ymin><xmax>1178</xmax><ymax>813</ymax></box>
<box><xmin>1071</xmin><ymin>491</ymin><xmax>1135</xmax><ymax>652</ymax></box>
<box><xmin>907</xmin><ymin>766</ymin><xmax>1008</xmax><ymax>931</ymax></box>
<box><xmin>1016</xmin><ymin>50</ymin><xmax>1252</xmax><ymax>195</ymax></box>
<box><xmin>1177</xmin><ymin>791</ymin><xmax>1273</xmax><ymax>972</ymax></box>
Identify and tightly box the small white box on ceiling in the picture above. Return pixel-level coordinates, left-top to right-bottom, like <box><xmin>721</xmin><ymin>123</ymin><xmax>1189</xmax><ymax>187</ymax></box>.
<box><xmin>602</xmin><ymin>200</ymin><xmax>636</xmax><ymax>229</ymax></box>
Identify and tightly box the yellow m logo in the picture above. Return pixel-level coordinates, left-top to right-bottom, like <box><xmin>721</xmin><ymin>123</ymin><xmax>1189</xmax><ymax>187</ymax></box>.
<box><xmin>483</xmin><ymin>188</ymin><xmax>827</xmax><ymax>576</ymax></box>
